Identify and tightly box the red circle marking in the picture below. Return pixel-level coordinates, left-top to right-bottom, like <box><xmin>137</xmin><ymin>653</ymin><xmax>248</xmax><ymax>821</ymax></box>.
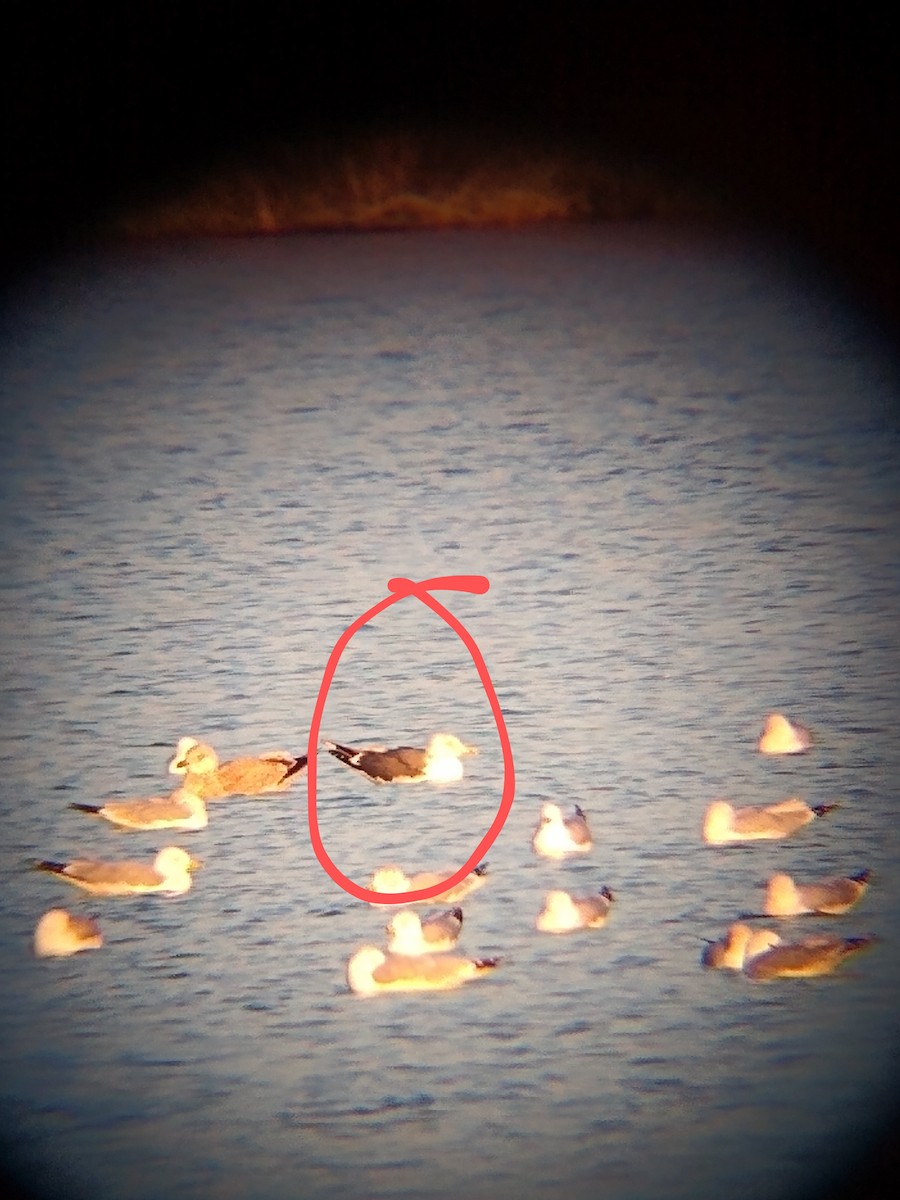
<box><xmin>306</xmin><ymin>575</ymin><xmax>515</xmax><ymax>903</ymax></box>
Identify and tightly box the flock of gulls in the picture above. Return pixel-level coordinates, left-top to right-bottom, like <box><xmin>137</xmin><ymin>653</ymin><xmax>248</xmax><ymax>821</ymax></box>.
<box><xmin>28</xmin><ymin>732</ymin><xmax>488</xmax><ymax>977</ymax></box>
<box><xmin>30</xmin><ymin>736</ymin><xmax>310</xmax><ymax>955</ymax></box>
<box><xmin>30</xmin><ymin>713</ymin><xmax>875</xmax><ymax>990</ymax></box>
<box><xmin>344</xmin><ymin>788</ymin><xmax>612</xmax><ymax>995</ymax></box>
<box><xmin>699</xmin><ymin>712</ymin><xmax>875</xmax><ymax>980</ymax></box>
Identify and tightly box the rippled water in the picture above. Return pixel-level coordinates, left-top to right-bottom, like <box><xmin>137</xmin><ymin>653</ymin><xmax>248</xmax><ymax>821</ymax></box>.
<box><xmin>1</xmin><ymin>225</ymin><xmax>899</xmax><ymax>1200</ymax></box>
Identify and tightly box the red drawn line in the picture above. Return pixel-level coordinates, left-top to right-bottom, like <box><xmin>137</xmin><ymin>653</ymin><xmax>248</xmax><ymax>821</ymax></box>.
<box><xmin>306</xmin><ymin>575</ymin><xmax>515</xmax><ymax>903</ymax></box>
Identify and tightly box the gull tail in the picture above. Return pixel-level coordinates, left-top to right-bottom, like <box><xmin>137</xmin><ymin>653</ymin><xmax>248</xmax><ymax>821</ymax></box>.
<box><xmin>284</xmin><ymin>755</ymin><xmax>308</xmax><ymax>780</ymax></box>
<box><xmin>812</xmin><ymin>803</ymin><xmax>840</xmax><ymax>817</ymax></box>
<box><xmin>34</xmin><ymin>860</ymin><xmax>67</xmax><ymax>876</ymax></box>
<box><xmin>323</xmin><ymin>741</ymin><xmax>357</xmax><ymax>767</ymax></box>
<box><xmin>842</xmin><ymin>935</ymin><xmax>877</xmax><ymax>956</ymax></box>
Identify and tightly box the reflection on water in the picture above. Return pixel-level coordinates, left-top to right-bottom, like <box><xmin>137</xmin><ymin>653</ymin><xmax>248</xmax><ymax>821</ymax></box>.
<box><xmin>1</xmin><ymin>226</ymin><xmax>899</xmax><ymax>1200</ymax></box>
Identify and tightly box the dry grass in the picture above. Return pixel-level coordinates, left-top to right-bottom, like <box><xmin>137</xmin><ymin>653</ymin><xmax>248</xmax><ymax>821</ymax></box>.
<box><xmin>112</xmin><ymin>133</ymin><xmax>718</xmax><ymax>239</ymax></box>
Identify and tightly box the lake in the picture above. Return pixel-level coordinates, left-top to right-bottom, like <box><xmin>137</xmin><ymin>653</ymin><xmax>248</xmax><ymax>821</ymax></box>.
<box><xmin>1</xmin><ymin>223</ymin><xmax>898</xmax><ymax>1200</ymax></box>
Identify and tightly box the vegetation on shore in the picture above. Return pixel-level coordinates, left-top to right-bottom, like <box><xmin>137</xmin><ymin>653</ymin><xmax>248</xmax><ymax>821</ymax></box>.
<box><xmin>112</xmin><ymin>133</ymin><xmax>719</xmax><ymax>239</ymax></box>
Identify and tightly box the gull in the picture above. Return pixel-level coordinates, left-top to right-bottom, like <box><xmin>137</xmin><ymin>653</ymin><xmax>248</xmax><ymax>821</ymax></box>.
<box><xmin>368</xmin><ymin>863</ymin><xmax>489</xmax><ymax>905</ymax></box>
<box><xmin>385</xmin><ymin>907</ymin><xmax>464</xmax><ymax>954</ymax></box>
<box><xmin>34</xmin><ymin>846</ymin><xmax>199</xmax><ymax>896</ymax></box>
<box><xmin>744</xmin><ymin>934</ymin><xmax>877</xmax><ymax>980</ymax></box>
<box><xmin>68</xmin><ymin>788</ymin><xmax>208</xmax><ymax>831</ymax></box>
<box><xmin>168</xmin><ymin>737</ymin><xmax>307</xmax><ymax>798</ymax></box>
<box><xmin>702</xmin><ymin>797</ymin><xmax>837</xmax><ymax>845</ymax></box>
<box><xmin>532</xmin><ymin>802</ymin><xmax>593</xmax><ymax>859</ymax></box>
<box><xmin>763</xmin><ymin>870</ymin><xmax>870</xmax><ymax>917</ymax></box>
<box><xmin>33</xmin><ymin>909</ymin><xmax>103</xmax><ymax>958</ymax></box>
<box><xmin>758</xmin><ymin>712</ymin><xmax>812</xmax><ymax>755</ymax></box>
<box><xmin>323</xmin><ymin>733</ymin><xmax>477</xmax><ymax>783</ymax></box>
<box><xmin>347</xmin><ymin>945</ymin><xmax>500</xmax><ymax>995</ymax></box>
<box><xmin>536</xmin><ymin>887</ymin><xmax>614</xmax><ymax>932</ymax></box>
<box><xmin>701</xmin><ymin>922</ymin><xmax>782</xmax><ymax>970</ymax></box>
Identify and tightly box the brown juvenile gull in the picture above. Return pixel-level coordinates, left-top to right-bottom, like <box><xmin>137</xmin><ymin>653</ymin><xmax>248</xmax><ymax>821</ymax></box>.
<box><xmin>743</xmin><ymin>934</ymin><xmax>877</xmax><ymax>980</ymax></box>
<box><xmin>757</xmin><ymin>712</ymin><xmax>812</xmax><ymax>755</ymax></box>
<box><xmin>69</xmin><ymin>788</ymin><xmax>208</xmax><ymax>831</ymax></box>
<box><xmin>34</xmin><ymin>846</ymin><xmax>198</xmax><ymax>896</ymax></box>
<box><xmin>347</xmin><ymin>945</ymin><xmax>500</xmax><ymax>996</ymax></box>
<box><xmin>323</xmin><ymin>733</ymin><xmax>477</xmax><ymax>783</ymax></box>
<box><xmin>367</xmin><ymin>863</ymin><xmax>489</xmax><ymax>905</ymax></box>
<box><xmin>532</xmin><ymin>802</ymin><xmax>593</xmax><ymax>859</ymax></box>
<box><xmin>168</xmin><ymin>737</ymin><xmax>307</xmax><ymax>798</ymax></box>
<box><xmin>763</xmin><ymin>870</ymin><xmax>871</xmax><ymax>917</ymax></box>
<box><xmin>701</xmin><ymin>922</ymin><xmax>782</xmax><ymax>970</ymax></box>
<box><xmin>702</xmin><ymin>797</ymin><xmax>837</xmax><ymax>845</ymax></box>
<box><xmin>33</xmin><ymin>908</ymin><xmax>104</xmax><ymax>958</ymax></box>
<box><xmin>535</xmin><ymin>887</ymin><xmax>614</xmax><ymax>933</ymax></box>
<box><xmin>385</xmin><ymin>907</ymin><xmax>464</xmax><ymax>954</ymax></box>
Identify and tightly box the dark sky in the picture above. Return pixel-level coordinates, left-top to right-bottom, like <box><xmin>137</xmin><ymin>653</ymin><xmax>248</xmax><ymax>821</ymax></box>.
<box><xmin>4</xmin><ymin>4</ymin><xmax>899</xmax><ymax>328</ymax></box>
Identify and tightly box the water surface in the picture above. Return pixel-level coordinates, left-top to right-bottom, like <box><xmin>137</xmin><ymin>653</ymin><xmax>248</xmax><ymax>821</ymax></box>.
<box><xmin>1</xmin><ymin>225</ymin><xmax>898</xmax><ymax>1200</ymax></box>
